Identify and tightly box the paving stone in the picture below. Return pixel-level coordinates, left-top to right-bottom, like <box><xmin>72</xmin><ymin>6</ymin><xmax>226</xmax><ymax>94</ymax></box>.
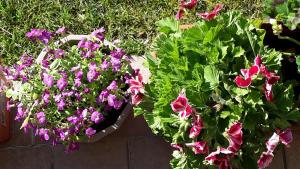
<box><xmin>128</xmin><ymin>136</ymin><xmax>172</xmax><ymax>169</ymax></box>
<box><xmin>285</xmin><ymin>126</ymin><xmax>300</xmax><ymax>169</ymax></box>
<box><xmin>53</xmin><ymin>136</ymin><xmax>128</xmax><ymax>169</ymax></box>
<box><xmin>0</xmin><ymin>145</ymin><xmax>52</xmax><ymax>169</ymax></box>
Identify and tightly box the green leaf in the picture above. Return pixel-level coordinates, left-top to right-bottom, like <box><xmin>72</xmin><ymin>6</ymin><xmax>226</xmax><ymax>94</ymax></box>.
<box><xmin>204</xmin><ymin>65</ymin><xmax>219</xmax><ymax>89</ymax></box>
<box><xmin>220</xmin><ymin>111</ymin><xmax>231</xmax><ymax>119</ymax></box>
<box><xmin>296</xmin><ymin>56</ymin><xmax>300</xmax><ymax>72</ymax></box>
<box><xmin>156</xmin><ymin>17</ymin><xmax>179</xmax><ymax>34</ymax></box>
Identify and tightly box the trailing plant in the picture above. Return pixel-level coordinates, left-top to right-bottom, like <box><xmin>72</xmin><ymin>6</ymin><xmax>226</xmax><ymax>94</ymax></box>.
<box><xmin>134</xmin><ymin>6</ymin><xmax>300</xmax><ymax>169</ymax></box>
<box><xmin>0</xmin><ymin>28</ymin><xmax>136</xmax><ymax>151</ymax></box>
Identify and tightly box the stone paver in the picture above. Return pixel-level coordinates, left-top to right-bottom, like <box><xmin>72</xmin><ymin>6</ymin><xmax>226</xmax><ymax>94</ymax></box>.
<box><xmin>53</xmin><ymin>137</ymin><xmax>129</xmax><ymax>169</ymax></box>
<box><xmin>128</xmin><ymin>136</ymin><xmax>172</xmax><ymax>169</ymax></box>
<box><xmin>0</xmin><ymin>145</ymin><xmax>52</xmax><ymax>169</ymax></box>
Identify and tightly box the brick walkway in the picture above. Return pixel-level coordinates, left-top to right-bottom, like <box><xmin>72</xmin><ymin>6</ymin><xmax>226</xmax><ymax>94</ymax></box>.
<box><xmin>0</xmin><ymin>111</ymin><xmax>299</xmax><ymax>169</ymax></box>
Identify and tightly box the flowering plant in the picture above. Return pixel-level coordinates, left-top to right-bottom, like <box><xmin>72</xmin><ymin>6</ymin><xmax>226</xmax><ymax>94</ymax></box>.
<box><xmin>1</xmin><ymin>28</ymin><xmax>136</xmax><ymax>151</ymax></box>
<box><xmin>134</xmin><ymin>6</ymin><xmax>300</xmax><ymax>169</ymax></box>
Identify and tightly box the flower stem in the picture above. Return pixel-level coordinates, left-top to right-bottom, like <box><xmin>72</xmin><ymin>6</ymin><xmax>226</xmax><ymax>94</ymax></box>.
<box><xmin>278</xmin><ymin>35</ymin><xmax>300</xmax><ymax>46</ymax></box>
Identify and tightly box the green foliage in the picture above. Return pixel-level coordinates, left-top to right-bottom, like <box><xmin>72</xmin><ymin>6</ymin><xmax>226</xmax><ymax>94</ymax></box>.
<box><xmin>135</xmin><ymin>11</ymin><xmax>299</xmax><ymax>169</ymax></box>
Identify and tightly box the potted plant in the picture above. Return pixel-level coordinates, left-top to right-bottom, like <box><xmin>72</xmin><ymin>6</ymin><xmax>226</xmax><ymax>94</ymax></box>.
<box><xmin>0</xmin><ymin>27</ymin><xmax>139</xmax><ymax>151</ymax></box>
<box><xmin>134</xmin><ymin>4</ymin><xmax>300</xmax><ymax>169</ymax></box>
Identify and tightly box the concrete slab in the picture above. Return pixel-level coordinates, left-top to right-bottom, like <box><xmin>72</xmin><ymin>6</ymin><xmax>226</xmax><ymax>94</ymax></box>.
<box><xmin>0</xmin><ymin>145</ymin><xmax>52</xmax><ymax>169</ymax></box>
<box><xmin>128</xmin><ymin>136</ymin><xmax>172</xmax><ymax>169</ymax></box>
<box><xmin>53</xmin><ymin>137</ymin><xmax>128</xmax><ymax>169</ymax></box>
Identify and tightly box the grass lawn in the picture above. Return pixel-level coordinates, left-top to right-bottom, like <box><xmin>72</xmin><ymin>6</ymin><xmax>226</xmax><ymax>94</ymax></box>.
<box><xmin>0</xmin><ymin>0</ymin><xmax>263</xmax><ymax>66</ymax></box>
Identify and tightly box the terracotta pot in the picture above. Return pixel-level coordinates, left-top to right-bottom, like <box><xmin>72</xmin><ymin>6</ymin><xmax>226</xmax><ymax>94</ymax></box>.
<box><xmin>0</xmin><ymin>73</ymin><xmax>10</xmax><ymax>143</ymax></box>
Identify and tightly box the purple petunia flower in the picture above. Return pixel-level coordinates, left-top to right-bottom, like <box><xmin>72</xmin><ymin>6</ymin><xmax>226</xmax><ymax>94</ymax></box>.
<box><xmin>75</xmin><ymin>70</ymin><xmax>83</xmax><ymax>79</ymax></box>
<box><xmin>91</xmin><ymin>27</ymin><xmax>105</xmax><ymax>41</ymax></box>
<box><xmin>110</xmin><ymin>48</ymin><xmax>125</xmax><ymax>59</ymax></box>
<box><xmin>15</xmin><ymin>103</ymin><xmax>26</xmax><ymax>121</ymax></box>
<box><xmin>57</xmin><ymin>77</ymin><xmax>68</xmax><ymax>91</ymax></box>
<box><xmin>54</xmin><ymin>49</ymin><xmax>65</xmax><ymax>58</ymax></box>
<box><xmin>57</xmin><ymin>99</ymin><xmax>66</xmax><ymax>111</ymax></box>
<box><xmin>75</xmin><ymin>92</ymin><xmax>82</xmax><ymax>101</ymax></box>
<box><xmin>91</xmin><ymin>111</ymin><xmax>104</xmax><ymax>124</ymax></box>
<box><xmin>38</xmin><ymin>128</ymin><xmax>50</xmax><ymax>141</ymax></box>
<box><xmin>87</xmin><ymin>70</ymin><xmax>100</xmax><ymax>83</ymax></box>
<box><xmin>84</xmin><ymin>88</ymin><xmax>90</xmax><ymax>93</ymax></box>
<box><xmin>101</xmin><ymin>60</ymin><xmax>110</xmax><ymax>70</ymax></box>
<box><xmin>55</xmin><ymin>27</ymin><xmax>67</xmax><ymax>35</ymax></box>
<box><xmin>71</xmin><ymin>65</ymin><xmax>81</xmax><ymax>72</ymax></box>
<box><xmin>81</xmin><ymin>109</ymin><xmax>88</xmax><ymax>118</ymax></box>
<box><xmin>37</xmin><ymin>112</ymin><xmax>46</xmax><ymax>124</ymax></box>
<box><xmin>107</xmin><ymin>80</ymin><xmax>118</xmax><ymax>90</ymax></box>
<box><xmin>97</xmin><ymin>89</ymin><xmax>109</xmax><ymax>103</ymax></box>
<box><xmin>67</xmin><ymin>116</ymin><xmax>80</xmax><ymax>125</ymax></box>
<box><xmin>43</xmin><ymin>73</ymin><xmax>54</xmax><ymax>87</ymax></box>
<box><xmin>111</xmin><ymin>57</ymin><xmax>122</xmax><ymax>72</ymax></box>
<box><xmin>26</xmin><ymin>29</ymin><xmax>53</xmax><ymax>44</ymax></box>
<box><xmin>62</xmin><ymin>90</ymin><xmax>74</xmax><ymax>97</ymax></box>
<box><xmin>43</xmin><ymin>90</ymin><xmax>51</xmax><ymax>104</ymax></box>
<box><xmin>74</xmin><ymin>78</ymin><xmax>82</xmax><ymax>87</ymax></box>
<box><xmin>85</xmin><ymin>127</ymin><xmax>96</xmax><ymax>138</ymax></box>
<box><xmin>107</xmin><ymin>94</ymin><xmax>123</xmax><ymax>110</ymax></box>
<box><xmin>42</xmin><ymin>59</ymin><xmax>50</xmax><ymax>68</ymax></box>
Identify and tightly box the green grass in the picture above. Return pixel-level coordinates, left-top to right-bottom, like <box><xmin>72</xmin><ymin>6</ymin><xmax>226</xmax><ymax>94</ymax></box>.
<box><xmin>0</xmin><ymin>0</ymin><xmax>263</xmax><ymax>66</ymax></box>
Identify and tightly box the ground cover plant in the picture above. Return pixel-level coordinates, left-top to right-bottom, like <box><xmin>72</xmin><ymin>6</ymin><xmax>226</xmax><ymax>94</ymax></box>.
<box><xmin>134</xmin><ymin>3</ymin><xmax>300</xmax><ymax>169</ymax></box>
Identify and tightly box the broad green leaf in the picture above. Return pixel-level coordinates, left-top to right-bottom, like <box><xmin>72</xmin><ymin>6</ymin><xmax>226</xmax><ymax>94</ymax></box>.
<box><xmin>204</xmin><ymin>65</ymin><xmax>219</xmax><ymax>89</ymax></box>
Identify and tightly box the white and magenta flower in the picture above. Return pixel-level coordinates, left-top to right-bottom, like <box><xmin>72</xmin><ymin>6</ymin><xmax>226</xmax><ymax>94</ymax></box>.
<box><xmin>197</xmin><ymin>4</ymin><xmax>223</xmax><ymax>21</ymax></box>
<box><xmin>171</xmin><ymin>90</ymin><xmax>192</xmax><ymax>120</ymax></box>
<box><xmin>234</xmin><ymin>65</ymin><xmax>259</xmax><ymax>88</ymax></box>
<box><xmin>226</xmin><ymin>122</ymin><xmax>243</xmax><ymax>152</ymax></box>
<box><xmin>257</xmin><ymin>128</ymin><xmax>293</xmax><ymax>169</ymax></box>
<box><xmin>205</xmin><ymin>147</ymin><xmax>233</xmax><ymax>169</ymax></box>
<box><xmin>189</xmin><ymin>115</ymin><xmax>203</xmax><ymax>139</ymax></box>
<box><xmin>186</xmin><ymin>141</ymin><xmax>208</xmax><ymax>154</ymax></box>
<box><xmin>176</xmin><ymin>0</ymin><xmax>198</xmax><ymax>20</ymax></box>
<box><xmin>258</xmin><ymin>152</ymin><xmax>274</xmax><ymax>169</ymax></box>
<box><xmin>128</xmin><ymin>73</ymin><xmax>144</xmax><ymax>106</ymax></box>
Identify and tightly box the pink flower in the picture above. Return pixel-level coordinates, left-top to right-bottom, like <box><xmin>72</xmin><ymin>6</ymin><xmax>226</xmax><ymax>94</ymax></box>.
<box><xmin>176</xmin><ymin>8</ymin><xmax>185</xmax><ymax>20</ymax></box>
<box><xmin>278</xmin><ymin>128</ymin><xmax>293</xmax><ymax>146</ymax></box>
<box><xmin>197</xmin><ymin>4</ymin><xmax>223</xmax><ymax>21</ymax></box>
<box><xmin>257</xmin><ymin>128</ymin><xmax>293</xmax><ymax>168</ymax></box>
<box><xmin>235</xmin><ymin>65</ymin><xmax>259</xmax><ymax>88</ymax></box>
<box><xmin>129</xmin><ymin>73</ymin><xmax>144</xmax><ymax>106</ymax></box>
<box><xmin>257</xmin><ymin>152</ymin><xmax>274</xmax><ymax>169</ymax></box>
<box><xmin>171</xmin><ymin>90</ymin><xmax>192</xmax><ymax>119</ymax></box>
<box><xmin>175</xmin><ymin>0</ymin><xmax>198</xmax><ymax>20</ymax></box>
<box><xmin>180</xmin><ymin>0</ymin><xmax>197</xmax><ymax>9</ymax></box>
<box><xmin>189</xmin><ymin>115</ymin><xmax>203</xmax><ymax>139</ymax></box>
<box><xmin>266</xmin><ymin>133</ymin><xmax>279</xmax><ymax>153</ymax></box>
<box><xmin>205</xmin><ymin>147</ymin><xmax>233</xmax><ymax>168</ymax></box>
<box><xmin>226</xmin><ymin>122</ymin><xmax>243</xmax><ymax>152</ymax></box>
<box><xmin>186</xmin><ymin>141</ymin><xmax>208</xmax><ymax>154</ymax></box>
<box><xmin>171</xmin><ymin>143</ymin><xmax>183</xmax><ymax>152</ymax></box>
<box><xmin>254</xmin><ymin>55</ymin><xmax>262</xmax><ymax>66</ymax></box>
<box><xmin>260</xmin><ymin>64</ymin><xmax>280</xmax><ymax>102</ymax></box>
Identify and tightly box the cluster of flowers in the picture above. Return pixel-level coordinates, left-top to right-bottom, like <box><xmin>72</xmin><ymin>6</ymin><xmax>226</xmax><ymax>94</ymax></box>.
<box><xmin>176</xmin><ymin>0</ymin><xmax>223</xmax><ymax>21</ymax></box>
<box><xmin>169</xmin><ymin>90</ymin><xmax>293</xmax><ymax>169</ymax></box>
<box><xmin>170</xmin><ymin>91</ymin><xmax>244</xmax><ymax>169</ymax></box>
<box><xmin>235</xmin><ymin>56</ymin><xmax>280</xmax><ymax>101</ymax></box>
<box><xmin>3</xmin><ymin>27</ymin><xmax>137</xmax><ymax>152</ymax></box>
<box><xmin>258</xmin><ymin>129</ymin><xmax>293</xmax><ymax>169</ymax></box>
